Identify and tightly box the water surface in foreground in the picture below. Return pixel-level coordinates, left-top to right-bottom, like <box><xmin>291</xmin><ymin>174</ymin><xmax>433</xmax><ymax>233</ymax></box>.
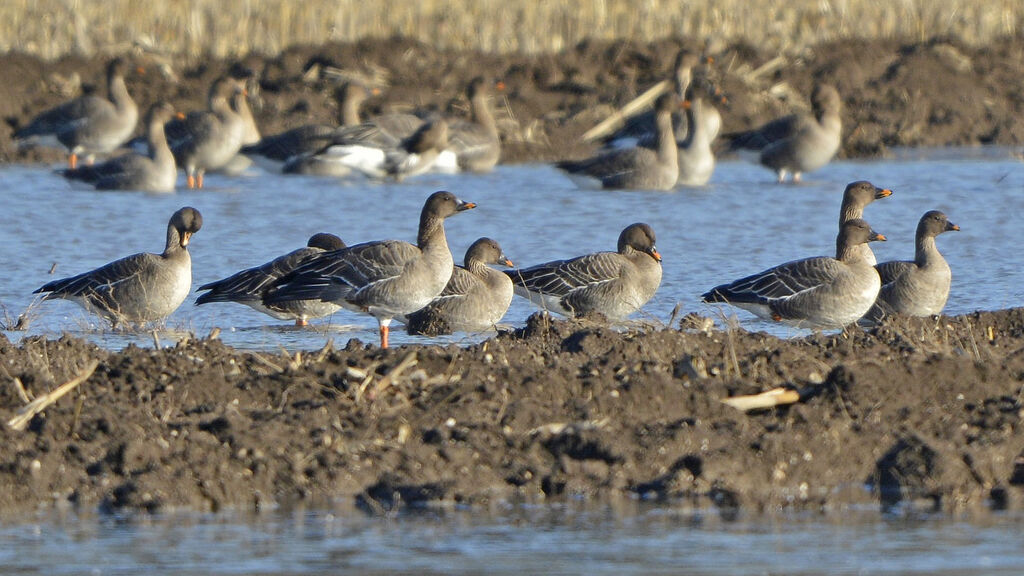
<box><xmin>2</xmin><ymin>505</ymin><xmax>1023</xmax><ymax>575</ymax></box>
<box><xmin>1</xmin><ymin>148</ymin><xmax>1021</xmax><ymax>351</ymax></box>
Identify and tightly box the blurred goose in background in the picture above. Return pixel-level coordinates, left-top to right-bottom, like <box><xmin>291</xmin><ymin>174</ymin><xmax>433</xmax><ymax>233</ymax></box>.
<box><xmin>702</xmin><ymin>219</ymin><xmax>885</xmax><ymax>329</ymax></box>
<box><xmin>403</xmin><ymin>238</ymin><xmax>514</xmax><ymax>336</ymax></box>
<box><xmin>241</xmin><ymin>82</ymin><xmax>371</xmax><ymax>175</ymax></box>
<box><xmin>723</xmin><ymin>83</ymin><xmax>842</xmax><ymax>183</ymax></box>
<box><xmin>309</xmin><ymin>117</ymin><xmax>449</xmax><ymax>181</ymax></box>
<box><xmin>599</xmin><ymin>48</ymin><xmax>699</xmax><ymax>149</ymax></box>
<box><xmin>15</xmin><ymin>57</ymin><xmax>139</xmax><ymax>169</ymax></box>
<box><xmin>212</xmin><ymin>80</ymin><xmax>263</xmax><ymax>176</ymax></box>
<box><xmin>265</xmin><ymin>191</ymin><xmax>476</xmax><ymax>348</ymax></box>
<box><xmin>166</xmin><ymin>77</ymin><xmax>247</xmax><ymax>189</ymax></box>
<box><xmin>60</xmin><ymin>102</ymin><xmax>179</xmax><ymax>192</ymax></box>
<box><xmin>196</xmin><ymin>233</ymin><xmax>346</xmax><ymax>326</ymax></box>
<box><xmin>676</xmin><ymin>90</ymin><xmax>716</xmax><ymax>187</ymax></box>
<box><xmin>556</xmin><ymin>93</ymin><xmax>679</xmax><ymax>190</ymax></box>
<box><xmin>837</xmin><ymin>180</ymin><xmax>893</xmax><ymax>265</ymax></box>
<box><xmin>444</xmin><ymin>76</ymin><xmax>502</xmax><ymax>173</ymax></box>
<box><xmin>505</xmin><ymin>223</ymin><xmax>662</xmax><ymax>320</ymax></box>
<box><xmin>33</xmin><ymin>207</ymin><xmax>203</xmax><ymax>327</ymax></box>
<box><xmin>864</xmin><ymin>210</ymin><xmax>959</xmax><ymax>322</ymax></box>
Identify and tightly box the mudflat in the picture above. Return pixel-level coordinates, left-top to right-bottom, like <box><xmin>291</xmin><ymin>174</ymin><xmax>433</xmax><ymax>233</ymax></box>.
<box><xmin>0</xmin><ymin>310</ymin><xmax>1022</xmax><ymax>516</ymax></box>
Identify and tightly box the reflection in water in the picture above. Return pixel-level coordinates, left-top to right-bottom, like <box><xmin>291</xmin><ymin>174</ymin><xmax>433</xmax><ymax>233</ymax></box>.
<box><xmin>1</xmin><ymin>149</ymin><xmax>1022</xmax><ymax>352</ymax></box>
<box><xmin>0</xmin><ymin>504</ymin><xmax>1023</xmax><ymax>575</ymax></box>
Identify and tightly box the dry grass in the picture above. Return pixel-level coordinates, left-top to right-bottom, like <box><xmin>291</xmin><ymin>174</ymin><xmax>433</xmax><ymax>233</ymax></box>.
<box><xmin>0</xmin><ymin>0</ymin><xmax>1020</xmax><ymax>60</ymax></box>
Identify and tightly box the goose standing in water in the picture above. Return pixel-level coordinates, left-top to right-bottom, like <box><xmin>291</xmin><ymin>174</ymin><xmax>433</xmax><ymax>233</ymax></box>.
<box><xmin>445</xmin><ymin>76</ymin><xmax>502</xmax><ymax>173</ymax></box>
<box><xmin>702</xmin><ymin>219</ymin><xmax>885</xmax><ymax>329</ymax></box>
<box><xmin>196</xmin><ymin>233</ymin><xmax>346</xmax><ymax>326</ymax></box>
<box><xmin>556</xmin><ymin>93</ymin><xmax>679</xmax><ymax>190</ymax></box>
<box><xmin>34</xmin><ymin>207</ymin><xmax>203</xmax><ymax>327</ymax></box>
<box><xmin>166</xmin><ymin>77</ymin><xmax>247</xmax><ymax>189</ymax></box>
<box><xmin>864</xmin><ymin>211</ymin><xmax>959</xmax><ymax>322</ymax></box>
<box><xmin>676</xmin><ymin>91</ymin><xmax>716</xmax><ymax>187</ymax></box>
<box><xmin>16</xmin><ymin>57</ymin><xmax>139</xmax><ymax>169</ymax></box>
<box><xmin>404</xmin><ymin>238</ymin><xmax>514</xmax><ymax>336</ymax></box>
<box><xmin>724</xmin><ymin>83</ymin><xmax>842</xmax><ymax>183</ymax></box>
<box><xmin>265</xmin><ymin>191</ymin><xmax>476</xmax><ymax>348</ymax></box>
<box><xmin>60</xmin><ymin>102</ymin><xmax>179</xmax><ymax>192</ymax></box>
<box><xmin>506</xmin><ymin>223</ymin><xmax>662</xmax><ymax>320</ymax></box>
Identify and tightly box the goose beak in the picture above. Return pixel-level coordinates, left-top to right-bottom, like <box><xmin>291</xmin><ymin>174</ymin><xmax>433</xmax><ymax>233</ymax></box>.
<box><xmin>875</xmin><ymin>188</ymin><xmax>893</xmax><ymax>199</ymax></box>
<box><xmin>181</xmin><ymin>231</ymin><xmax>192</xmax><ymax>247</ymax></box>
<box><xmin>871</xmin><ymin>232</ymin><xmax>887</xmax><ymax>242</ymax></box>
<box><xmin>649</xmin><ymin>247</ymin><xmax>663</xmax><ymax>262</ymax></box>
<box><xmin>457</xmin><ymin>201</ymin><xmax>476</xmax><ymax>212</ymax></box>
<box><xmin>948</xmin><ymin>222</ymin><xmax>960</xmax><ymax>232</ymax></box>
<box><xmin>502</xmin><ymin>257</ymin><xmax>514</xmax><ymax>267</ymax></box>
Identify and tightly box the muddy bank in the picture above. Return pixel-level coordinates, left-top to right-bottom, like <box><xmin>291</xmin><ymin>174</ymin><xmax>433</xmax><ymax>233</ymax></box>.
<box><xmin>1</xmin><ymin>35</ymin><xmax>1023</xmax><ymax>167</ymax></box>
<box><xmin>0</xmin><ymin>309</ymin><xmax>1022</xmax><ymax>517</ymax></box>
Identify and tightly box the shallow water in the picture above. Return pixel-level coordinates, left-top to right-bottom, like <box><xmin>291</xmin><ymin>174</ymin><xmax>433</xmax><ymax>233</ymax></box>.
<box><xmin>1</xmin><ymin>148</ymin><xmax>1022</xmax><ymax>350</ymax></box>
<box><xmin>2</xmin><ymin>505</ymin><xmax>1023</xmax><ymax>575</ymax></box>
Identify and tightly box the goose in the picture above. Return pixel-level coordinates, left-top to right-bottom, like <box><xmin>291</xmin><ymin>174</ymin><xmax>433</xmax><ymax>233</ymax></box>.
<box><xmin>309</xmin><ymin>117</ymin><xmax>449</xmax><ymax>181</ymax></box>
<box><xmin>838</xmin><ymin>180</ymin><xmax>893</xmax><ymax>266</ymax></box>
<box><xmin>556</xmin><ymin>93</ymin><xmax>679</xmax><ymax>190</ymax></box>
<box><xmin>724</xmin><ymin>83</ymin><xmax>842</xmax><ymax>183</ymax></box>
<box><xmin>166</xmin><ymin>77</ymin><xmax>247</xmax><ymax>189</ymax></box>
<box><xmin>59</xmin><ymin>102</ymin><xmax>179</xmax><ymax>192</ymax></box>
<box><xmin>505</xmin><ymin>223</ymin><xmax>662</xmax><ymax>320</ymax></box>
<box><xmin>445</xmin><ymin>76</ymin><xmax>502</xmax><ymax>173</ymax></box>
<box><xmin>676</xmin><ymin>92</ymin><xmax>716</xmax><ymax>187</ymax></box>
<box><xmin>33</xmin><ymin>207</ymin><xmax>202</xmax><ymax>327</ymax></box>
<box><xmin>865</xmin><ymin>211</ymin><xmax>959</xmax><ymax>322</ymax></box>
<box><xmin>403</xmin><ymin>238</ymin><xmax>514</xmax><ymax>335</ymax></box>
<box><xmin>16</xmin><ymin>57</ymin><xmax>139</xmax><ymax>169</ymax></box>
<box><xmin>241</xmin><ymin>82</ymin><xmax>371</xmax><ymax>175</ymax></box>
<box><xmin>265</xmin><ymin>191</ymin><xmax>476</xmax><ymax>348</ymax></box>
<box><xmin>702</xmin><ymin>219</ymin><xmax>885</xmax><ymax>329</ymax></box>
<box><xmin>196</xmin><ymin>233</ymin><xmax>346</xmax><ymax>326</ymax></box>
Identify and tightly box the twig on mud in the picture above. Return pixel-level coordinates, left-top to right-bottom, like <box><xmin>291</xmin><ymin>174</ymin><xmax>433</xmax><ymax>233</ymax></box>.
<box><xmin>721</xmin><ymin>387</ymin><xmax>801</xmax><ymax>412</ymax></box>
<box><xmin>581</xmin><ymin>79</ymin><xmax>669</xmax><ymax>142</ymax></box>
<box><xmin>151</xmin><ymin>330</ymin><xmax>162</xmax><ymax>350</ymax></box>
<box><xmin>527</xmin><ymin>418</ymin><xmax>610</xmax><ymax>437</ymax></box>
<box><xmin>363</xmin><ymin>352</ymin><xmax>418</xmax><ymax>401</ymax></box>
<box><xmin>250</xmin><ymin>352</ymin><xmax>284</xmax><ymax>374</ymax></box>
<box><xmin>8</xmin><ymin>360</ymin><xmax>99</xmax><ymax>431</ymax></box>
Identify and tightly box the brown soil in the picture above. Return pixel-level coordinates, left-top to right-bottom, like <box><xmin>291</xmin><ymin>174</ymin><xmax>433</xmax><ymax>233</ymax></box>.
<box><xmin>1</xmin><ymin>310</ymin><xmax>1022</xmax><ymax>517</ymax></box>
<box><xmin>1</xmin><ymin>36</ymin><xmax>1023</xmax><ymax>166</ymax></box>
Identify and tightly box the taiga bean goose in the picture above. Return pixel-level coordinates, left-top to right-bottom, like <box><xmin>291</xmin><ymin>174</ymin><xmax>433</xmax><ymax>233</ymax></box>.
<box><xmin>16</xmin><ymin>58</ymin><xmax>139</xmax><ymax>169</ymax></box>
<box><xmin>404</xmin><ymin>238</ymin><xmax>514</xmax><ymax>336</ymax></box>
<box><xmin>676</xmin><ymin>92</ymin><xmax>716</xmax><ymax>187</ymax></box>
<box><xmin>557</xmin><ymin>93</ymin><xmax>679</xmax><ymax>190</ymax></box>
<box><xmin>724</xmin><ymin>83</ymin><xmax>842</xmax><ymax>183</ymax></box>
<box><xmin>60</xmin><ymin>102</ymin><xmax>179</xmax><ymax>192</ymax></box>
<box><xmin>446</xmin><ymin>77</ymin><xmax>502</xmax><ymax>173</ymax></box>
<box><xmin>838</xmin><ymin>180</ymin><xmax>893</xmax><ymax>266</ymax></box>
<box><xmin>702</xmin><ymin>219</ymin><xmax>885</xmax><ymax>329</ymax></box>
<box><xmin>265</xmin><ymin>191</ymin><xmax>476</xmax><ymax>348</ymax></box>
<box><xmin>505</xmin><ymin>223</ymin><xmax>662</xmax><ymax>320</ymax></box>
<box><xmin>865</xmin><ymin>210</ymin><xmax>959</xmax><ymax>322</ymax></box>
<box><xmin>33</xmin><ymin>207</ymin><xmax>202</xmax><ymax>327</ymax></box>
<box><xmin>196</xmin><ymin>233</ymin><xmax>346</xmax><ymax>326</ymax></box>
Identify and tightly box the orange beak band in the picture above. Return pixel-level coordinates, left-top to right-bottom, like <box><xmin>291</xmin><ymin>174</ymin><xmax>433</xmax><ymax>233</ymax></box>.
<box><xmin>874</xmin><ymin>233</ymin><xmax>887</xmax><ymax>242</ymax></box>
<box><xmin>650</xmin><ymin>249</ymin><xmax>662</xmax><ymax>262</ymax></box>
<box><xmin>877</xmin><ymin>188</ymin><xmax>893</xmax><ymax>198</ymax></box>
<box><xmin>504</xmin><ymin>259</ymin><xmax>514</xmax><ymax>267</ymax></box>
<box><xmin>181</xmin><ymin>232</ymin><xmax>192</xmax><ymax>247</ymax></box>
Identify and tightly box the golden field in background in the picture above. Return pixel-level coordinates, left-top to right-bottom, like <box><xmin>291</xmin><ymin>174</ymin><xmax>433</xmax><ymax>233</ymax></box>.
<box><xmin>0</xmin><ymin>0</ymin><xmax>1020</xmax><ymax>59</ymax></box>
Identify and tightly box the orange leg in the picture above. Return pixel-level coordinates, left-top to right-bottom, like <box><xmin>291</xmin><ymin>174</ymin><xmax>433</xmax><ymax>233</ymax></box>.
<box><xmin>196</xmin><ymin>172</ymin><xmax>204</xmax><ymax>189</ymax></box>
<box><xmin>380</xmin><ymin>324</ymin><xmax>390</xmax><ymax>348</ymax></box>
<box><xmin>187</xmin><ymin>173</ymin><xmax>196</xmax><ymax>189</ymax></box>
<box><xmin>294</xmin><ymin>318</ymin><xmax>308</xmax><ymax>327</ymax></box>
<box><xmin>68</xmin><ymin>153</ymin><xmax>78</xmax><ymax>169</ymax></box>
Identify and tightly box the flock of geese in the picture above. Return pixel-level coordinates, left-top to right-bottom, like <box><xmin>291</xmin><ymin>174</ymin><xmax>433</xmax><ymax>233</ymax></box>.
<box><xmin>15</xmin><ymin>50</ymin><xmax>957</xmax><ymax>347</ymax></box>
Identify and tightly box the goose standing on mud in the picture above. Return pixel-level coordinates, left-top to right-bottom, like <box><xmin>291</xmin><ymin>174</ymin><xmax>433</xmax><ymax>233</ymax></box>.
<box><xmin>196</xmin><ymin>233</ymin><xmax>346</xmax><ymax>326</ymax></box>
<box><xmin>15</xmin><ymin>57</ymin><xmax>139</xmax><ymax>169</ymax></box>
<box><xmin>404</xmin><ymin>238</ymin><xmax>515</xmax><ymax>336</ymax></box>
<box><xmin>506</xmin><ymin>223</ymin><xmax>662</xmax><ymax>320</ymax></box>
<box><xmin>33</xmin><ymin>207</ymin><xmax>203</xmax><ymax>327</ymax></box>
<box><xmin>60</xmin><ymin>102</ymin><xmax>180</xmax><ymax>192</ymax></box>
<box><xmin>166</xmin><ymin>77</ymin><xmax>247</xmax><ymax>189</ymax></box>
<box><xmin>864</xmin><ymin>210</ymin><xmax>959</xmax><ymax>323</ymax></box>
<box><xmin>702</xmin><ymin>219</ymin><xmax>885</xmax><ymax>329</ymax></box>
<box><xmin>556</xmin><ymin>93</ymin><xmax>679</xmax><ymax>190</ymax></box>
<box><xmin>265</xmin><ymin>191</ymin><xmax>476</xmax><ymax>348</ymax></box>
<box><xmin>723</xmin><ymin>83</ymin><xmax>842</xmax><ymax>183</ymax></box>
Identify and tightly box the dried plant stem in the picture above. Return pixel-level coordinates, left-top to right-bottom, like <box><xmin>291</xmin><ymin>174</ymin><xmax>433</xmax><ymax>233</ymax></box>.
<box><xmin>8</xmin><ymin>360</ymin><xmax>100</xmax><ymax>432</ymax></box>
